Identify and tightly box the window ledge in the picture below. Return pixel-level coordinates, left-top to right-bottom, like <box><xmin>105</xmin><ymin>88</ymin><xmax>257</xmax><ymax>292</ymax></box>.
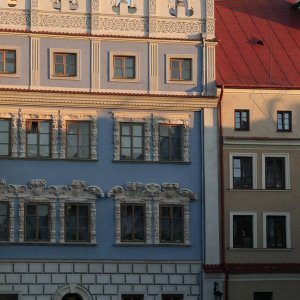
<box><xmin>0</xmin><ymin>242</ymin><xmax>98</xmax><ymax>246</ymax></box>
<box><xmin>113</xmin><ymin>160</ymin><xmax>191</xmax><ymax>165</ymax></box>
<box><xmin>0</xmin><ymin>157</ymin><xmax>98</xmax><ymax>162</ymax></box>
<box><xmin>228</xmin><ymin>188</ymin><xmax>292</xmax><ymax>192</ymax></box>
<box><xmin>114</xmin><ymin>243</ymin><xmax>191</xmax><ymax>247</ymax></box>
<box><xmin>228</xmin><ymin>247</ymin><xmax>293</xmax><ymax>251</ymax></box>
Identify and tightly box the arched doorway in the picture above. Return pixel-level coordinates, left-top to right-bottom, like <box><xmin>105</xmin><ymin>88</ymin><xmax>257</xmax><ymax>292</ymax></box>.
<box><xmin>53</xmin><ymin>284</ymin><xmax>93</xmax><ymax>300</ymax></box>
<box><xmin>62</xmin><ymin>293</ymin><xmax>83</xmax><ymax>300</ymax></box>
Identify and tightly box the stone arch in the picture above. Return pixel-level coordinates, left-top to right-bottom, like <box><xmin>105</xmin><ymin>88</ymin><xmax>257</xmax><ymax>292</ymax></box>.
<box><xmin>53</xmin><ymin>285</ymin><xmax>93</xmax><ymax>300</ymax></box>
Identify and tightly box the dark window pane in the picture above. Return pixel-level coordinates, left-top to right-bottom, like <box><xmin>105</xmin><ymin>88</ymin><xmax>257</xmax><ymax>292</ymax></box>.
<box><xmin>159</xmin><ymin>125</ymin><xmax>182</xmax><ymax>161</ymax></box>
<box><xmin>267</xmin><ymin>216</ymin><xmax>286</xmax><ymax>248</ymax></box>
<box><xmin>233</xmin><ymin>215</ymin><xmax>253</xmax><ymax>248</ymax></box>
<box><xmin>265</xmin><ymin>157</ymin><xmax>285</xmax><ymax>189</ymax></box>
<box><xmin>235</xmin><ymin>110</ymin><xmax>249</xmax><ymax>130</ymax></box>
<box><xmin>254</xmin><ymin>292</ymin><xmax>273</xmax><ymax>300</ymax></box>
<box><xmin>233</xmin><ymin>157</ymin><xmax>253</xmax><ymax>189</ymax></box>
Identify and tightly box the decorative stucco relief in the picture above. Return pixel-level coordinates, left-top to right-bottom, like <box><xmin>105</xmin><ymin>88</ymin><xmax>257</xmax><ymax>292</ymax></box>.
<box><xmin>92</xmin><ymin>0</ymin><xmax>99</xmax><ymax>11</ymax></box>
<box><xmin>0</xmin><ymin>179</ymin><xmax>17</xmax><ymax>242</ymax></box>
<box><xmin>59</xmin><ymin>112</ymin><xmax>98</xmax><ymax>160</ymax></box>
<box><xmin>39</xmin><ymin>13</ymin><xmax>90</xmax><ymax>30</ymax></box>
<box><xmin>58</xmin><ymin>180</ymin><xmax>104</xmax><ymax>244</ymax></box>
<box><xmin>153</xmin><ymin>114</ymin><xmax>190</xmax><ymax>162</ymax></box>
<box><xmin>0</xmin><ymin>11</ymin><xmax>28</xmax><ymax>27</ymax></box>
<box><xmin>112</xmin><ymin>112</ymin><xmax>151</xmax><ymax>161</ymax></box>
<box><xmin>108</xmin><ymin>182</ymin><xmax>197</xmax><ymax>245</ymax></box>
<box><xmin>7</xmin><ymin>0</ymin><xmax>17</xmax><ymax>7</ymax></box>
<box><xmin>18</xmin><ymin>179</ymin><xmax>57</xmax><ymax>243</ymax></box>
<box><xmin>99</xmin><ymin>17</ymin><xmax>147</xmax><ymax>33</ymax></box>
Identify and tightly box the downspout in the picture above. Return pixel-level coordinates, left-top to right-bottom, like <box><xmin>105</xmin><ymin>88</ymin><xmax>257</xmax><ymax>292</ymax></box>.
<box><xmin>217</xmin><ymin>84</ymin><xmax>229</xmax><ymax>300</ymax></box>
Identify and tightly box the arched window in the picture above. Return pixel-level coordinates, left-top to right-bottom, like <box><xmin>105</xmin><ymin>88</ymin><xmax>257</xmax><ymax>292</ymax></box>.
<box><xmin>62</xmin><ymin>293</ymin><xmax>83</xmax><ymax>300</ymax></box>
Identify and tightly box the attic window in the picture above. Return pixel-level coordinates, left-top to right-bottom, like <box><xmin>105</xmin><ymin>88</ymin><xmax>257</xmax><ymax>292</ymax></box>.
<box><xmin>251</xmin><ymin>38</ymin><xmax>264</xmax><ymax>46</ymax></box>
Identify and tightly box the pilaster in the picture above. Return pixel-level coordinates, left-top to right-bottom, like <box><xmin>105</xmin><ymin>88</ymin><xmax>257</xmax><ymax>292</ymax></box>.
<box><xmin>30</xmin><ymin>37</ymin><xmax>40</xmax><ymax>88</ymax></box>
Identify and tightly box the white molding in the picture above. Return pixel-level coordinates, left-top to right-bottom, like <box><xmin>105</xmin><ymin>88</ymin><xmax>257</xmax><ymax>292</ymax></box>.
<box><xmin>229</xmin><ymin>211</ymin><xmax>257</xmax><ymax>249</ymax></box>
<box><xmin>165</xmin><ymin>53</ymin><xmax>196</xmax><ymax>85</ymax></box>
<box><xmin>0</xmin><ymin>45</ymin><xmax>20</xmax><ymax>78</ymax></box>
<box><xmin>91</xmin><ymin>40</ymin><xmax>101</xmax><ymax>91</ymax></box>
<box><xmin>49</xmin><ymin>48</ymin><xmax>81</xmax><ymax>81</ymax></box>
<box><xmin>109</xmin><ymin>50</ymin><xmax>140</xmax><ymax>83</ymax></box>
<box><xmin>153</xmin><ymin>113</ymin><xmax>190</xmax><ymax>162</ymax></box>
<box><xmin>30</xmin><ymin>37</ymin><xmax>40</xmax><ymax>87</ymax></box>
<box><xmin>107</xmin><ymin>182</ymin><xmax>197</xmax><ymax>245</ymax></box>
<box><xmin>262</xmin><ymin>153</ymin><xmax>290</xmax><ymax>189</ymax></box>
<box><xmin>223</xmin><ymin>138</ymin><xmax>300</xmax><ymax>146</ymax></box>
<box><xmin>229</xmin><ymin>153</ymin><xmax>257</xmax><ymax>189</ymax></box>
<box><xmin>112</xmin><ymin>112</ymin><xmax>151</xmax><ymax>161</ymax></box>
<box><xmin>149</xmin><ymin>42</ymin><xmax>158</xmax><ymax>92</ymax></box>
<box><xmin>263</xmin><ymin>212</ymin><xmax>291</xmax><ymax>249</ymax></box>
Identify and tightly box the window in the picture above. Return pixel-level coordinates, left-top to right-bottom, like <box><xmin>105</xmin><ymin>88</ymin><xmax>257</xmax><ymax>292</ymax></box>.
<box><xmin>121</xmin><ymin>204</ymin><xmax>145</xmax><ymax>242</ymax></box>
<box><xmin>0</xmin><ymin>203</ymin><xmax>9</xmax><ymax>241</ymax></box>
<box><xmin>0</xmin><ymin>119</ymin><xmax>10</xmax><ymax>156</ymax></box>
<box><xmin>120</xmin><ymin>123</ymin><xmax>144</xmax><ymax>160</ymax></box>
<box><xmin>0</xmin><ymin>49</ymin><xmax>16</xmax><ymax>74</ymax></box>
<box><xmin>0</xmin><ymin>294</ymin><xmax>19</xmax><ymax>300</ymax></box>
<box><xmin>50</xmin><ymin>49</ymin><xmax>80</xmax><ymax>80</ymax></box>
<box><xmin>265</xmin><ymin>157</ymin><xmax>285</xmax><ymax>189</ymax></box>
<box><xmin>26</xmin><ymin>120</ymin><xmax>51</xmax><ymax>158</ymax></box>
<box><xmin>232</xmin><ymin>156</ymin><xmax>253</xmax><ymax>189</ymax></box>
<box><xmin>25</xmin><ymin>204</ymin><xmax>50</xmax><ymax>241</ymax></box>
<box><xmin>65</xmin><ymin>204</ymin><xmax>90</xmax><ymax>242</ymax></box>
<box><xmin>232</xmin><ymin>215</ymin><xmax>254</xmax><ymax>248</ymax></box>
<box><xmin>263</xmin><ymin>213</ymin><xmax>290</xmax><ymax>249</ymax></box>
<box><xmin>109</xmin><ymin>51</ymin><xmax>139</xmax><ymax>82</ymax></box>
<box><xmin>230</xmin><ymin>212</ymin><xmax>257</xmax><ymax>249</ymax></box>
<box><xmin>160</xmin><ymin>205</ymin><xmax>183</xmax><ymax>243</ymax></box>
<box><xmin>159</xmin><ymin>124</ymin><xmax>182</xmax><ymax>161</ymax></box>
<box><xmin>53</xmin><ymin>53</ymin><xmax>76</xmax><ymax>77</ymax></box>
<box><xmin>62</xmin><ymin>293</ymin><xmax>82</xmax><ymax>300</ymax></box>
<box><xmin>254</xmin><ymin>292</ymin><xmax>273</xmax><ymax>300</ymax></box>
<box><xmin>162</xmin><ymin>295</ymin><xmax>183</xmax><ymax>300</ymax></box>
<box><xmin>234</xmin><ymin>110</ymin><xmax>249</xmax><ymax>131</ymax></box>
<box><xmin>170</xmin><ymin>58</ymin><xmax>192</xmax><ymax>81</ymax></box>
<box><xmin>66</xmin><ymin>121</ymin><xmax>90</xmax><ymax>159</ymax></box>
<box><xmin>122</xmin><ymin>295</ymin><xmax>143</xmax><ymax>300</ymax></box>
<box><xmin>277</xmin><ymin>111</ymin><xmax>291</xmax><ymax>132</ymax></box>
<box><xmin>113</xmin><ymin>56</ymin><xmax>135</xmax><ymax>79</ymax></box>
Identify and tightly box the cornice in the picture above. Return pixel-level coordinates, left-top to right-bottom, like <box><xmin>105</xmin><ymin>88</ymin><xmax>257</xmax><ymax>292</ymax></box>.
<box><xmin>217</xmin><ymin>87</ymin><xmax>300</xmax><ymax>95</ymax></box>
<box><xmin>0</xmin><ymin>90</ymin><xmax>218</xmax><ymax>110</ymax></box>
<box><xmin>223</xmin><ymin>136</ymin><xmax>300</xmax><ymax>146</ymax></box>
<box><xmin>0</xmin><ymin>29</ymin><xmax>203</xmax><ymax>44</ymax></box>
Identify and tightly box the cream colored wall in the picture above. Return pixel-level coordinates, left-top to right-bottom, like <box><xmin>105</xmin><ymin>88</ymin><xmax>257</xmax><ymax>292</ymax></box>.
<box><xmin>222</xmin><ymin>89</ymin><xmax>300</xmax><ymax>138</ymax></box>
<box><xmin>221</xmin><ymin>89</ymin><xmax>300</xmax><ymax>263</ymax></box>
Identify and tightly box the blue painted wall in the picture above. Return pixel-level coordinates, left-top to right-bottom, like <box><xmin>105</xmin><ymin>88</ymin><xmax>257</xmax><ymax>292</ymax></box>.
<box><xmin>0</xmin><ymin>110</ymin><xmax>203</xmax><ymax>261</ymax></box>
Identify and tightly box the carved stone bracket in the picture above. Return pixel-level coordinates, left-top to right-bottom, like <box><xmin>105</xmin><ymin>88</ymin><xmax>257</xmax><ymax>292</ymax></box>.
<box><xmin>108</xmin><ymin>182</ymin><xmax>197</xmax><ymax>245</ymax></box>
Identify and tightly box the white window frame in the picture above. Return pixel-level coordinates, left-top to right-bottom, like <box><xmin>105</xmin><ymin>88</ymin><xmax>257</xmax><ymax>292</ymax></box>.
<box><xmin>109</xmin><ymin>51</ymin><xmax>140</xmax><ymax>82</ymax></box>
<box><xmin>229</xmin><ymin>153</ymin><xmax>257</xmax><ymax>189</ymax></box>
<box><xmin>166</xmin><ymin>54</ymin><xmax>196</xmax><ymax>84</ymax></box>
<box><xmin>263</xmin><ymin>212</ymin><xmax>291</xmax><ymax>249</ymax></box>
<box><xmin>49</xmin><ymin>48</ymin><xmax>81</xmax><ymax>81</ymax></box>
<box><xmin>229</xmin><ymin>211</ymin><xmax>257</xmax><ymax>249</ymax></box>
<box><xmin>0</xmin><ymin>46</ymin><xmax>20</xmax><ymax>78</ymax></box>
<box><xmin>262</xmin><ymin>153</ymin><xmax>290</xmax><ymax>190</ymax></box>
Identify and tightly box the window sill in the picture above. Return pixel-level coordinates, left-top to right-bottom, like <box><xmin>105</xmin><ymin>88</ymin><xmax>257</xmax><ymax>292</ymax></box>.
<box><xmin>114</xmin><ymin>242</ymin><xmax>191</xmax><ymax>247</ymax></box>
<box><xmin>166</xmin><ymin>80</ymin><xmax>195</xmax><ymax>85</ymax></box>
<box><xmin>50</xmin><ymin>75</ymin><xmax>80</xmax><ymax>81</ymax></box>
<box><xmin>0</xmin><ymin>73</ymin><xmax>20</xmax><ymax>78</ymax></box>
<box><xmin>0</xmin><ymin>242</ymin><xmax>97</xmax><ymax>246</ymax></box>
<box><xmin>110</xmin><ymin>78</ymin><xmax>140</xmax><ymax>83</ymax></box>
<box><xmin>228</xmin><ymin>247</ymin><xmax>293</xmax><ymax>251</ymax></box>
<box><xmin>0</xmin><ymin>157</ymin><xmax>98</xmax><ymax>162</ymax></box>
<box><xmin>228</xmin><ymin>188</ymin><xmax>292</xmax><ymax>192</ymax></box>
<box><xmin>113</xmin><ymin>160</ymin><xmax>191</xmax><ymax>165</ymax></box>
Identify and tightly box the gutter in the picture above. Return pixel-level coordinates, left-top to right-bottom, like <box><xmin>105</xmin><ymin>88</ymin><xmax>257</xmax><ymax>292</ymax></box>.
<box><xmin>217</xmin><ymin>84</ymin><xmax>229</xmax><ymax>300</ymax></box>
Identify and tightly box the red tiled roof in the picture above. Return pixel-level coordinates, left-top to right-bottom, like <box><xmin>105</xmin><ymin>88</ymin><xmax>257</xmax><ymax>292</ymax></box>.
<box><xmin>215</xmin><ymin>0</ymin><xmax>300</xmax><ymax>87</ymax></box>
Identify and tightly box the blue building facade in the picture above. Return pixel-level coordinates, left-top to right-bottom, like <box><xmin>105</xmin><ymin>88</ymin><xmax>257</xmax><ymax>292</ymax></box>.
<box><xmin>0</xmin><ymin>0</ymin><xmax>220</xmax><ymax>299</ymax></box>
